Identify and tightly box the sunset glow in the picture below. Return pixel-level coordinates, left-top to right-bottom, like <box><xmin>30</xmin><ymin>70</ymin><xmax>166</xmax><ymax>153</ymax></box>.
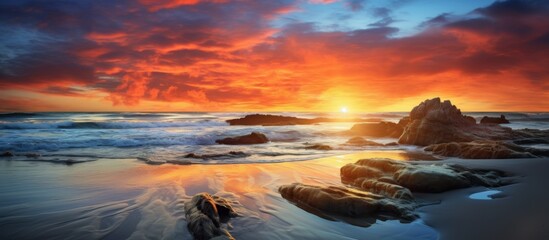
<box><xmin>1</xmin><ymin>0</ymin><xmax>548</xmax><ymax>112</ymax></box>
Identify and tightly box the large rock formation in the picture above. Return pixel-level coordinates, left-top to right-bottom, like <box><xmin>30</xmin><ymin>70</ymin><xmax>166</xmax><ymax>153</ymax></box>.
<box><xmin>480</xmin><ymin>115</ymin><xmax>510</xmax><ymax>124</ymax></box>
<box><xmin>184</xmin><ymin>193</ymin><xmax>238</xmax><ymax>240</ymax></box>
<box><xmin>396</xmin><ymin>98</ymin><xmax>549</xmax><ymax>156</ymax></box>
<box><xmin>340</xmin><ymin>158</ymin><xmax>507</xmax><ymax>193</ymax></box>
<box><xmin>215</xmin><ymin>132</ymin><xmax>269</xmax><ymax>145</ymax></box>
<box><xmin>226</xmin><ymin>114</ymin><xmax>373</xmax><ymax>126</ymax></box>
<box><xmin>425</xmin><ymin>141</ymin><xmax>549</xmax><ymax>158</ymax></box>
<box><xmin>398</xmin><ymin>98</ymin><xmax>515</xmax><ymax>146</ymax></box>
<box><xmin>348</xmin><ymin>122</ymin><xmax>404</xmax><ymax>138</ymax></box>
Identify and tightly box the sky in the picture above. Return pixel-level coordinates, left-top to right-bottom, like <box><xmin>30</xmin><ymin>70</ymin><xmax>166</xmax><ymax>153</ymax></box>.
<box><xmin>0</xmin><ymin>0</ymin><xmax>548</xmax><ymax>112</ymax></box>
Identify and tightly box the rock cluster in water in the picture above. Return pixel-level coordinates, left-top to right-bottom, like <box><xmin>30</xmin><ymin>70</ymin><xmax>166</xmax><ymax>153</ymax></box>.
<box><xmin>225</xmin><ymin>114</ymin><xmax>370</xmax><ymax>126</ymax></box>
<box><xmin>184</xmin><ymin>193</ymin><xmax>238</xmax><ymax>240</ymax></box>
<box><xmin>396</xmin><ymin>98</ymin><xmax>549</xmax><ymax>149</ymax></box>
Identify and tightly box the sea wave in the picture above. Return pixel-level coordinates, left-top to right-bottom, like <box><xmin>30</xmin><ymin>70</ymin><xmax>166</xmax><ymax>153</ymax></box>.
<box><xmin>0</xmin><ymin>120</ymin><xmax>226</xmax><ymax>130</ymax></box>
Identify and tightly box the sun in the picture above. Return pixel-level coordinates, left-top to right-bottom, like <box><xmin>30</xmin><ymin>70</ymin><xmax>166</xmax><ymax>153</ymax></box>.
<box><xmin>340</xmin><ymin>106</ymin><xmax>348</xmax><ymax>113</ymax></box>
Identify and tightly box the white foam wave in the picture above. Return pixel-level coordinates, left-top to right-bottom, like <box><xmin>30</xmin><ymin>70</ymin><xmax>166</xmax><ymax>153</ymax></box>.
<box><xmin>0</xmin><ymin>120</ymin><xmax>225</xmax><ymax>130</ymax></box>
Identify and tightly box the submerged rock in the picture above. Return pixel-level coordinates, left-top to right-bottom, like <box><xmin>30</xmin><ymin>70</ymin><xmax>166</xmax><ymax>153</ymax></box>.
<box><xmin>304</xmin><ymin>144</ymin><xmax>333</xmax><ymax>150</ymax></box>
<box><xmin>480</xmin><ymin>115</ymin><xmax>510</xmax><ymax>124</ymax></box>
<box><xmin>344</xmin><ymin>137</ymin><xmax>384</xmax><ymax>146</ymax></box>
<box><xmin>24</xmin><ymin>153</ymin><xmax>41</xmax><ymax>158</ymax></box>
<box><xmin>184</xmin><ymin>193</ymin><xmax>237</xmax><ymax>240</ymax></box>
<box><xmin>215</xmin><ymin>132</ymin><xmax>269</xmax><ymax>145</ymax></box>
<box><xmin>279</xmin><ymin>183</ymin><xmax>416</xmax><ymax>222</ymax></box>
<box><xmin>183</xmin><ymin>151</ymin><xmax>250</xmax><ymax>160</ymax></box>
<box><xmin>348</xmin><ymin>122</ymin><xmax>403</xmax><ymax>138</ymax></box>
<box><xmin>341</xmin><ymin>158</ymin><xmax>508</xmax><ymax>193</ymax></box>
<box><xmin>1</xmin><ymin>151</ymin><xmax>14</xmax><ymax>157</ymax></box>
<box><xmin>424</xmin><ymin>141</ymin><xmax>537</xmax><ymax>159</ymax></box>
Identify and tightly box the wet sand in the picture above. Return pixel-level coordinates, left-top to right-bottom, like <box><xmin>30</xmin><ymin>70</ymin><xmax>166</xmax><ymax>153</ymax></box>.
<box><xmin>417</xmin><ymin>158</ymin><xmax>549</xmax><ymax>240</ymax></box>
<box><xmin>0</xmin><ymin>151</ymin><xmax>548</xmax><ymax>239</ymax></box>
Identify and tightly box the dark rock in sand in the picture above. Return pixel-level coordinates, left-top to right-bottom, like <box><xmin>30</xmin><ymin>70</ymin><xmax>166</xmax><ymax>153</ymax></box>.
<box><xmin>341</xmin><ymin>158</ymin><xmax>508</xmax><ymax>193</ymax></box>
<box><xmin>184</xmin><ymin>193</ymin><xmax>238</xmax><ymax>240</ymax></box>
<box><xmin>424</xmin><ymin>141</ymin><xmax>537</xmax><ymax>159</ymax></box>
<box><xmin>279</xmin><ymin>183</ymin><xmax>416</xmax><ymax>222</ymax></box>
<box><xmin>1</xmin><ymin>151</ymin><xmax>14</xmax><ymax>157</ymax></box>
<box><xmin>344</xmin><ymin>137</ymin><xmax>384</xmax><ymax>146</ymax></box>
<box><xmin>348</xmin><ymin>122</ymin><xmax>403</xmax><ymax>138</ymax></box>
<box><xmin>304</xmin><ymin>144</ymin><xmax>333</xmax><ymax>150</ymax></box>
<box><xmin>480</xmin><ymin>115</ymin><xmax>510</xmax><ymax>124</ymax></box>
<box><xmin>384</xmin><ymin>142</ymin><xmax>399</xmax><ymax>146</ymax></box>
<box><xmin>215</xmin><ymin>132</ymin><xmax>269</xmax><ymax>145</ymax></box>
<box><xmin>226</xmin><ymin>114</ymin><xmax>374</xmax><ymax>126</ymax></box>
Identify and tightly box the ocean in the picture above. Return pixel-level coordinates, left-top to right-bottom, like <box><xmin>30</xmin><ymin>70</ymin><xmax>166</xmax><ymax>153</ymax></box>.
<box><xmin>1</xmin><ymin>111</ymin><xmax>549</xmax><ymax>240</ymax></box>
<box><xmin>1</xmin><ymin>112</ymin><xmax>548</xmax><ymax>165</ymax></box>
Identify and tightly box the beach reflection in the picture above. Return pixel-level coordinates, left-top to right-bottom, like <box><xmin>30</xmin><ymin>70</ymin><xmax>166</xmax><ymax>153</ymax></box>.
<box><xmin>0</xmin><ymin>151</ymin><xmax>439</xmax><ymax>240</ymax></box>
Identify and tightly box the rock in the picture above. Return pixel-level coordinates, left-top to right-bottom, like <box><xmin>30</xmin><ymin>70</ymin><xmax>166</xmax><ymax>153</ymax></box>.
<box><xmin>398</xmin><ymin>117</ymin><xmax>410</xmax><ymax>127</ymax></box>
<box><xmin>279</xmin><ymin>183</ymin><xmax>416</xmax><ymax>222</ymax></box>
<box><xmin>398</xmin><ymin>98</ymin><xmax>517</xmax><ymax>146</ymax></box>
<box><xmin>184</xmin><ymin>193</ymin><xmax>238</xmax><ymax>240</ymax></box>
<box><xmin>384</xmin><ymin>142</ymin><xmax>399</xmax><ymax>146</ymax></box>
<box><xmin>340</xmin><ymin>158</ymin><xmax>508</xmax><ymax>193</ymax></box>
<box><xmin>424</xmin><ymin>141</ymin><xmax>537</xmax><ymax>159</ymax></box>
<box><xmin>24</xmin><ymin>153</ymin><xmax>41</xmax><ymax>158</ymax></box>
<box><xmin>348</xmin><ymin>122</ymin><xmax>403</xmax><ymax>138</ymax></box>
<box><xmin>344</xmin><ymin>137</ymin><xmax>384</xmax><ymax>146</ymax></box>
<box><xmin>183</xmin><ymin>151</ymin><xmax>250</xmax><ymax>160</ymax></box>
<box><xmin>215</xmin><ymin>132</ymin><xmax>269</xmax><ymax>145</ymax></box>
<box><xmin>480</xmin><ymin>115</ymin><xmax>510</xmax><ymax>124</ymax></box>
<box><xmin>279</xmin><ymin>158</ymin><xmax>510</xmax><ymax>226</ymax></box>
<box><xmin>304</xmin><ymin>144</ymin><xmax>333</xmax><ymax>150</ymax></box>
<box><xmin>1</xmin><ymin>151</ymin><xmax>14</xmax><ymax>157</ymax></box>
<box><xmin>226</xmin><ymin>114</ymin><xmax>373</xmax><ymax>126</ymax></box>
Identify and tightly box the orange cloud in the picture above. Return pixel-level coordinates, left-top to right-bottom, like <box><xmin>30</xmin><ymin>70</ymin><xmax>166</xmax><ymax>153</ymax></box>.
<box><xmin>1</xmin><ymin>0</ymin><xmax>548</xmax><ymax>112</ymax></box>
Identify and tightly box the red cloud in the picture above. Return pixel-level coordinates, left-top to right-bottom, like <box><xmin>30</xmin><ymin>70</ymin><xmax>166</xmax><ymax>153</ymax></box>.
<box><xmin>1</xmin><ymin>0</ymin><xmax>549</xmax><ymax>112</ymax></box>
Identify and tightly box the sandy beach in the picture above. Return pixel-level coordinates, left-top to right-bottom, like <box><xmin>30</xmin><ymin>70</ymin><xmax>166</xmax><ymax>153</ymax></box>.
<box><xmin>1</xmin><ymin>150</ymin><xmax>548</xmax><ymax>239</ymax></box>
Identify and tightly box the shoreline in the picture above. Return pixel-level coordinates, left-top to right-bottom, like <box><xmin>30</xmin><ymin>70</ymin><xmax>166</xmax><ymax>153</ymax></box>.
<box><xmin>2</xmin><ymin>150</ymin><xmax>548</xmax><ymax>239</ymax></box>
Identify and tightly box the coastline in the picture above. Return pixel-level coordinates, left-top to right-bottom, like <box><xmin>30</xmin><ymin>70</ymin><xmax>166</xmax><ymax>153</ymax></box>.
<box><xmin>2</xmin><ymin>150</ymin><xmax>548</xmax><ymax>239</ymax></box>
